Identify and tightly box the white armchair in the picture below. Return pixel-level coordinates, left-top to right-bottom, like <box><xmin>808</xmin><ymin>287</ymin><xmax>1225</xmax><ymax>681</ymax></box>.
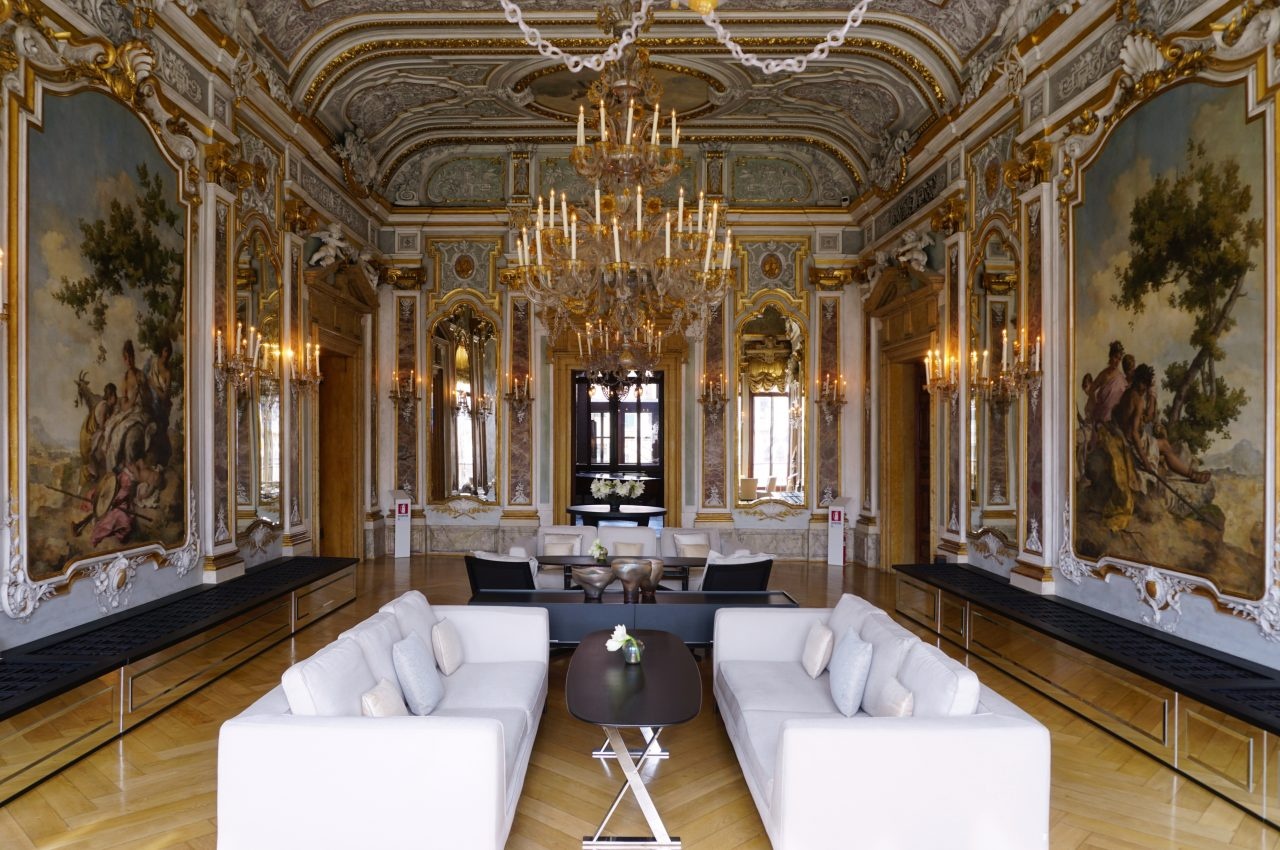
<box><xmin>596</xmin><ymin>526</ymin><xmax>658</xmax><ymax>557</ymax></box>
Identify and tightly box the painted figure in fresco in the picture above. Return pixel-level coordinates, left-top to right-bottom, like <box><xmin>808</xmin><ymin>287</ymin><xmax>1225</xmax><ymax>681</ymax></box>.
<box><xmin>1084</xmin><ymin>340</ymin><xmax>1126</xmax><ymax>428</ymax></box>
<box><xmin>146</xmin><ymin>340</ymin><xmax>174</xmax><ymax>468</ymax></box>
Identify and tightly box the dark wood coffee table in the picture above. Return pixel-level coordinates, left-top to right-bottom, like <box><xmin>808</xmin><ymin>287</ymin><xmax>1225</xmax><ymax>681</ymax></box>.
<box><xmin>566</xmin><ymin>629</ymin><xmax>701</xmax><ymax>849</ymax></box>
<box><xmin>534</xmin><ymin>554</ymin><xmax>705</xmax><ymax>590</ymax></box>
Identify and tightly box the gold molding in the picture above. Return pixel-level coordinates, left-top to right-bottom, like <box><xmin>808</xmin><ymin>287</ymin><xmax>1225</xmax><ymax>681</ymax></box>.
<box><xmin>283</xmin><ymin>197</ymin><xmax>321</xmax><ymax>234</ymax></box>
<box><xmin>929</xmin><ymin>193</ymin><xmax>967</xmax><ymax>237</ymax></box>
<box><xmin>1012</xmin><ymin>560</ymin><xmax>1055</xmax><ymax>583</ymax></box>
<box><xmin>206</xmin><ymin>141</ymin><xmax>267</xmax><ymax>194</ymax></box>
<box><xmin>1001</xmin><ymin>140</ymin><xmax>1053</xmax><ymax>191</ymax></box>
<box><xmin>809</xmin><ymin>266</ymin><xmax>855</xmax><ymax>290</ymax></box>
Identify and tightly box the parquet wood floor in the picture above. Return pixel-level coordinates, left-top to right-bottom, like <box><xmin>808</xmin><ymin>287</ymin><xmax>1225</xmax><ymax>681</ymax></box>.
<box><xmin>0</xmin><ymin>555</ymin><xmax>1276</xmax><ymax>849</ymax></box>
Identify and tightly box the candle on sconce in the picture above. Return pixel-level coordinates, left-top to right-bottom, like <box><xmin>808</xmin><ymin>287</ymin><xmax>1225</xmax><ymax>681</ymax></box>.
<box><xmin>1033</xmin><ymin>334</ymin><xmax>1041</xmax><ymax>372</ymax></box>
<box><xmin>625</xmin><ymin>97</ymin><xmax>634</xmax><ymax>144</ymax></box>
<box><xmin>235</xmin><ymin>322</ymin><xmax>243</xmax><ymax>355</ymax></box>
<box><xmin>982</xmin><ymin>349</ymin><xmax>990</xmax><ymax>380</ymax></box>
<box><xmin>1002</xmin><ymin>328</ymin><xmax>1010</xmax><ymax>367</ymax></box>
<box><xmin>636</xmin><ymin>186</ymin><xmax>643</xmax><ymax>231</ymax></box>
<box><xmin>677</xmin><ymin>187</ymin><xmax>685</xmax><ymax>233</ymax></box>
<box><xmin>924</xmin><ymin>351</ymin><xmax>932</xmax><ymax>383</ymax></box>
<box><xmin>536</xmin><ymin>196</ymin><xmax>543</xmax><ymax>230</ymax></box>
<box><xmin>548</xmin><ymin>189</ymin><xmax>556</xmax><ymax>231</ymax></box>
<box><xmin>561</xmin><ymin>195</ymin><xmax>569</xmax><ymax>238</ymax></box>
<box><xmin>664</xmin><ymin>213</ymin><xmax>671</xmax><ymax>259</ymax></box>
<box><xmin>570</xmin><ymin>213</ymin><xmax>578</xmax><ymax>262</ymax></box>
<box><xmin>577</xmin><ymin>331</ymin><xmax>583</xmax><ymax>357</ymax></box>
<box><xmin>314</xmin><ymin>345</ymin><xmax>321</xmax><ymax>378</ymax></box>
<box><xmin>612</xmin><ymin>217</ymin><xmax>621</xmax><ymax>264</ymax></box>
<box><xmin>721</xmin><ymin>228</ymin><xmax>732</xmax><ymax>271</ymax></box>
<box><xmin>670</xmin><ymin>108</ymin><xmax>677</xmax><ymax>148</ymax></box>
<box><xmin>577</xmin><ymin>105</ymin><xmax>585</xmax><ymax>147</ymax></box>
<box><xmin>599</xmin><ymin>102</ymin><xmax>607</xmax><ymax>142</ymax></box>
<box><xmin>696</xmin><ymin>192</ymin><xmax>705</xmax><ymax>234</ymax></box>
<box><xmin>534</xmin><ymin>227</ymin><xmax>543</xmax><ymax>267</ymax></box>
<box><xmin>594</xmin><ymin>184</ymin><xmax>601</xmax><ymax>224</ymax></box>
<box><xmin>215</xmin><ymin>329</ymin><xmax>224</xmax><ymax>366</ymax></box>
<box><xmin>651</xmin><ymin>102</ymin><xmax>659</xmax><ymax>146</ymax></box>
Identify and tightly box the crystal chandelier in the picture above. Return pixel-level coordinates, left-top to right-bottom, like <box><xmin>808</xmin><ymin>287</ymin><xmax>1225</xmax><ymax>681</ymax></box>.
<box><xmin>508</xmin><ymin>31</ymin><xmax>735</xmax><ymax>393</ymax></box>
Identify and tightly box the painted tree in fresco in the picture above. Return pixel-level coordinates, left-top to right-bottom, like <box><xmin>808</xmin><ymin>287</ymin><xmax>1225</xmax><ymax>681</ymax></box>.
<box><xmin>1112</xmin><ymin>141</ymin><xmax>1260</xmax><ymax>456</ymax></box>
<box><xmin>52</xmin><ymin>164</ymin><xmax>184</xmax><ymax>364</ymax></box>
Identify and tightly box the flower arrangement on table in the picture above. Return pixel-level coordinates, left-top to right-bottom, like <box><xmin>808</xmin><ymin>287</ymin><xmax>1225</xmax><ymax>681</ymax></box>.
<box><xmin>589</xmin><ymin>476</ymin><xmax>645</xmax><ymax>500</ymax></box>
<box><xmin>589</xmin><ymin>538</ymin><xmax>608</xmax><ymax>563</ymax></box>
<box><xmin>606</xmin><ymin>624</ymin><xmax>644</xmax><ymax>664</ymax></box>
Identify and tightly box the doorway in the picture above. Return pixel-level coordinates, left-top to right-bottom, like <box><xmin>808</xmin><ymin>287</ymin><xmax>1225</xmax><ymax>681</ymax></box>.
<box><xmin>882</xmin><ymin>359</ymin><xmax>933</xmax><ymax>566</ymax></box>
<box><xmin>570</xmin><ymin>372</ymin><xmax>664</xmax><ymax>509</ymax></box>
<box><xmin>316</xmin><ymin>349</ymin><xmax>360</xmax><ymax>557</ymax></box>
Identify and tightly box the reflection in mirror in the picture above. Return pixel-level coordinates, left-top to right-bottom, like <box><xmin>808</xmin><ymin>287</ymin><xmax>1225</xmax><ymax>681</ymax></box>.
<box><xmin>234</xmin><ymin>228</ymin><xmax>282</xmax><ymax>529</ymax></box>
<box><xmin>968</xmin><ymin>231</ymin><xmax>1018</xmax><ymax>537</ymax></box>
<box><xmin>736</xmin><ymin>304</ymin><xmax>805</xmax><ymax>504</ymax></box>
<box><xmin>428</xmin><ymin>303</ymin><xmax>499</xmax><ymax>501</ymax></box>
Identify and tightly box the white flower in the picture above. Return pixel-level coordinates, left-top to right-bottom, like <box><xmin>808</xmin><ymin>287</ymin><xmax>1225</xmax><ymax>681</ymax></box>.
<box><xmin>605</xmin><ymin>624</ymin><xmax>630</xmax><ymax>652</ymax></box>
<box><xmin>590</xmin><ymin>476</ymin><xmax>615</xmax><ymax>499</ymax></box>
<box><xmin>589</xmin><ymin>539</ymin><xmax>607</xmax><ymax>559</ymax></box>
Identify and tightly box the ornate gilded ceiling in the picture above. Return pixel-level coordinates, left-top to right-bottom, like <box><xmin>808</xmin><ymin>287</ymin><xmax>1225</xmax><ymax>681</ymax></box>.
<box><xmin>207</xmin><ymin>0</ymin><xmax>1013</xmax><ymax>207</ymax></box>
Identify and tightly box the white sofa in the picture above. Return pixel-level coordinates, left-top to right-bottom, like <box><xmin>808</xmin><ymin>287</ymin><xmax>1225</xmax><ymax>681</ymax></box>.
<box><xmin>217</xmin><ymin>591</ymin><xmax>548</xmax><ymax>850</ymax></box>
<box><xmin>713</xmin><ymin>594</ymin><xmax>1050</xmax><ymax>850</ymax></box>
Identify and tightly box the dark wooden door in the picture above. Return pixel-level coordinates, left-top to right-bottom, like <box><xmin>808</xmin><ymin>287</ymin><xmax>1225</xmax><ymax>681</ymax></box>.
<box><xmin>317</xmin><ymin>351</ymin><xmax>359</xmax><ymax>557</ymax></box>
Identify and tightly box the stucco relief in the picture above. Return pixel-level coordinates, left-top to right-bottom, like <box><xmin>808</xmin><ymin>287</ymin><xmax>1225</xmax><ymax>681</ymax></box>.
<box><xmin>784</xmin><ymin>78</ymin><xmax>900</xmax><ymax>132</ymax></box>
<box><xmin>253</xmin><ymin>0</ymin><xmax>1002</xmax><ymax>61</ymax></box>
<box><xmin>731</xmin><ymin>156</ymin><xmax>812</xmax><ymax>205</ymax></box>
<box><xmin>345</xmin><ymin>80</ymin><xmax>458</xmax><ymax>136</ymax></box>
<box><xmin>425</xmin><ymin>157</ymin><xmax>504</xmax><ymax>206</ymax></box>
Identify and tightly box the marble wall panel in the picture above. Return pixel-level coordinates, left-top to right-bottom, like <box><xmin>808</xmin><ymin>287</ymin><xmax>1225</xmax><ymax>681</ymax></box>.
<box><xmin>1025</xmin><ymin>199</ymin><xmax>1044</xmax><ymax>554</ymax></box>
<box><xmin>701</xmin><ymin>305</ymin><xmax>727</xmax><ymax>508</ymax></box>
<box><xmin>817</xmin><ymin>298</ymin><xmax>840</xmax><ymax>506</ymax></box>
<box><xmin>507</xmin><ymin>298</ymin><xmax>533</xmax><ymax>505</ymax></box>
<box><xmin>395</xmin><ymin>297</ymin><xmax>418</xmax><ymax>498</ymax></box>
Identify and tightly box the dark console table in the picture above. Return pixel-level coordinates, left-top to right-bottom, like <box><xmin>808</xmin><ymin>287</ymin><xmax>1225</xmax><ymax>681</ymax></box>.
<box><xmin>469</xmin><ymin>589</ymin><xmax>797</xmax><ymax>645</ymax></box>
<box><xmin>566</xmin><ymin>503</ymin><xmax>667</xmax><ymax>527</ymax></box>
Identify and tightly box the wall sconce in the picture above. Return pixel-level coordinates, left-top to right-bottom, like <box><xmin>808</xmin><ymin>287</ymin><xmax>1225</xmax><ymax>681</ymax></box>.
<box><xmin>215</xmin><ymin>322</ymin><xmax>272</xmax><ymax>394</ymax></box>
<box><xmin>971</xmin><ymin>329</ymin><xmax>1043</xmax><ymax>411</ymax></box>
<box><xmin>505</xmin><ymin>373</ymin><xmax>534</xmax><ymax>424</ymax></box>
<box><xmin>698</xmin><ymin>372</ymin><xmax>728</xmax><ymax>425</ymax></box>
<box><xmin>390</xmin><ymin>369</ymin><xmax>420</xmax><ymax>420</ymax></box>
<box><xmin>290</xmin><ymin>342</ymin><xmax>323</xmax><ymax>393</ymax></box>
<box><xmin>815</xmin><ymin>372</ymin><xmax>848</xmax><ymax>425</ymax></box>
<box><xmin>924</xmin><ymin>348</ymin><xmax>958</xmax><ymax>401</ymax></box>
<box><xmin>475</xmin><ymin>393</ymin><xmax>496</xmax><ymax>420</ymax></box>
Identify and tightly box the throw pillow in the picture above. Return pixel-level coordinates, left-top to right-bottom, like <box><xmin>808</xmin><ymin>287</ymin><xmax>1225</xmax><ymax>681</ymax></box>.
<box><xmin>897</xmin><ymin>642</ymin><xmax>980</xmax><ymax>717</ymax></box>
<box><xmin>801</xmin><ymin>621</ymin><xmax>835</xmax><ymax>678</ymax></box>
<box><xmin>543</xmin><ymin>541</ymin><xmax>576</xmax><ymax>556</ymax></box>
<box><xmin>876</xmin><ymin>676</ymin><xmax>914</xmax><ymax>717</ymax></box>
<box><xmin>392</xmin><ymin>633</ymin><xmax>444</xmax><ymax>715</ymax></box>
<box><xmin>360</xmin><ymin>677</ymin><xmax>409</xmax><ymax>717</ymax></box>
<box><xmin>672</xmin><ymin>531</ymin><xmax>711</xmax><ymax>558</ymax></box>
<box><xmin>543</xmin><ymin>533</ymin><xmax>582</xmax><ymax>555</ymax></box>
<box><xmin>431</xmin><ymin>617</ymin><xmax>465</xmax><ymax>675</ymax></box>
<box><xmin>614</xmin><ymin>541</ymin><xmax>645</xmax><ymax>556</ymax></box>
<box><xmin>858</xmin><ymin>613</ymin><xmax>917</xmax><ymax>717</ymax></box>
<box><xmin>827</xmin><ymin>628</ymin><xmax>873</xmax><ymax>716</ymax></box>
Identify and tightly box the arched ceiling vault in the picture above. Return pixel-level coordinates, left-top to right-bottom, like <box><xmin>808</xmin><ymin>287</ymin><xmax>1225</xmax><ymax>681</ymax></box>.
<box><xmin>236</xmin><ymin>1</ymin><xmax>1008</xmax><ymax>207</ymax></box>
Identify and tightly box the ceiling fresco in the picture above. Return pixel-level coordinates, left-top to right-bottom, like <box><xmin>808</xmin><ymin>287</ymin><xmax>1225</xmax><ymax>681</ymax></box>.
<box><xmin>207</xmin><ymin>0</ymin><xmax>1015</xmax><ymax>207</ymax></box>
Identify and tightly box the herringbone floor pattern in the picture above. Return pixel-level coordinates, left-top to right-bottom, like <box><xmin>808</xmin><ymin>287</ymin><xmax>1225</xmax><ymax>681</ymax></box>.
<box><xmin>0</xmin><ymin>556</ymin><xmax>1276</xmax><ymax>849</ymax></box>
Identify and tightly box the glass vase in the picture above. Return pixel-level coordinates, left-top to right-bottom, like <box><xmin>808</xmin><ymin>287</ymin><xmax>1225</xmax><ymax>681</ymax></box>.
<box><xmin>622</xmin><ymin>639</ymin><xmax>644</xmax><ymax>664</ymax></box>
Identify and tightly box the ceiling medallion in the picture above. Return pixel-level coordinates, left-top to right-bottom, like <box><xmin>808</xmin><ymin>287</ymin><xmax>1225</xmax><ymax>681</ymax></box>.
<box><xmin>499</xmin><ymin>0</ymin><xmax>874</xmax><ymax>75</ymax></box>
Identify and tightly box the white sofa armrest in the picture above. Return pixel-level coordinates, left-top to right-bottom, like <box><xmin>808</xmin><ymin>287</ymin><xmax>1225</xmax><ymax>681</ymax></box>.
<box><xmin>769</xmin><ymin>713</ymin><xmax>1050</xmax><ymax>850</ymax></box>
<box><xmin>218</xmin><ymin>714</ymin><xmax>509</xmax><ymax>850</ymax></box>
<box><xmin>713</xmin><ymin>607</ymin><xmax>830</xmax><ymax>666</ymax></box>
<box><xmin>434</xmin><ymin>605</ymin><xmax>549</xmax><ymax>663</ymax></box>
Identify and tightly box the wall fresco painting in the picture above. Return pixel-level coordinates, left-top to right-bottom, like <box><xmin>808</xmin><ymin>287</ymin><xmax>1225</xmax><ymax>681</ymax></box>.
<box><xmin>1072</xmin><ymin>81</ymin><xmax>1266</xmax><ymax>599</ymax></box>
<box><xmin>25</xmin><ymin>91</ymin><xmax>187</xmax><ymax>581</ymax></box>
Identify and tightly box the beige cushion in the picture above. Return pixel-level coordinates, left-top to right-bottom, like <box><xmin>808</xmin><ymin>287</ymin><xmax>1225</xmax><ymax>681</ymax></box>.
<box><xmin>431</xmin><ymin>617</ymin><xmax>465</xmax><ymax>675</ymax></box>
<box><xmin>614</xmin><ymin>541</ymin><xmax>645</xmax><ymax>556</ymax></box>
<box><xmin>672</xmin><ymin>531</ymin><xmax>711</xmax><ymax>558</ymax></box>
<box><xmin>801</xmin><ymin>622</ymin><xmax>834</xmax><ymax>679</ymax></box>
<box><xmin>360</xmin><ymin>677</ymin><xmax>409</xmax><ymax>717</ymax></box>
<box><xmin>872</xmin><ymin>676</ymin><xmax>914</xmax><ymax>717</ymax></box>
<box><xmin>543</xmin><ymin>533</ymin><xmax>582</xmax><ymax>555</ymax></box>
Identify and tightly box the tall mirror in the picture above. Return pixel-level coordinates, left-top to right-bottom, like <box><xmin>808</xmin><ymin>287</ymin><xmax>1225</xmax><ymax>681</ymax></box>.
<box><xmin>428</xmin><ymin>302</ymin><xmax>499</xmax><ymax>501</ymax></box>
<box><xmin>968</xmin><ymin>230</ymin><xmax>1018</xmax><ymax>537</ymax></box>
<box><xmin>234</xmin><ymin>227</ymin><xmax>282</xmax><ymax>528</ymax></box>
<box><xmin>736</xmin><ymin>303</ymin><xmax>805</xmax><ymax>503</ymax></box>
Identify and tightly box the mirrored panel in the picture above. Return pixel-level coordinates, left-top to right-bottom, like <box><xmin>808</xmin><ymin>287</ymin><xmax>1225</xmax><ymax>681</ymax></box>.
<box><xmin>968</xmin><ymin>230</ymin><xmax>1018</xmax><ymax>537</ymax></box>
<box><xmin>736</xmin><ymin>304</ymin><xmax>805</xmax><ymax>503</ymax></box>
<box><xmin>234</xmin><ymin>228</ymin><xmax>282</xmax><ymax>528</ymax></box>
<box><xmin>428</xmin><ymin>303</ymin><xmax>499</xmax><ymax>501</ymax></box>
